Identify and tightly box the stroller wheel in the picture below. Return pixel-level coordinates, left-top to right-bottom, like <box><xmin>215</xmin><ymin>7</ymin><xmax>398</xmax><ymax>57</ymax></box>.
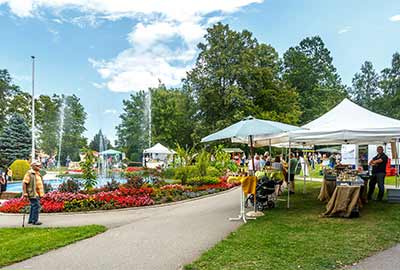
<box><xmin>267</xmin><ymin>201</ymin><xmax>275</xmax><ymax>208</ymax></box>
<box><xmin>256</xmin><ymin>202</ymin><xmax>264</xmax><ymax>211</ymax></box>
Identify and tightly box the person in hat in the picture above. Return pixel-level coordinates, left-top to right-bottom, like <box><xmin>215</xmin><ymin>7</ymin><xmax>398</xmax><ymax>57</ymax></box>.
<box><xmin>22</xmin><ymin>160</ymin><xmax>44</xmax><ymax>225</ymax></box>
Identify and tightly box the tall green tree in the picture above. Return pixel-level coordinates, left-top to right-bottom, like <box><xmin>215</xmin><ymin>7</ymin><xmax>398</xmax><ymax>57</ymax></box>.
<box><xmin>374</xmin><ymin>52</ymin><xmax>400</xmax><ymax>118</ymax></box>
<box><xmin>350</xmin><ymin>61</ymin><xmax>381</xmax><ymax>109</ymax></box>
<box><xmin>283</xmin><ymin>36</ymin><xmax>347</xmax><ymax>124</ymax></box>
<box><xmin>116</xmin><ymin>91</ymin><xmax>148</xmax><ymax>161</ymax></box>
<box><xmin>89</xmin><ymin>129</ymin><xmax>112</xmax><ymax>152</ymax></box>
<box><xmin>184</xmin><ymin>23</ymin><xmax>300</xmax><ymax>141</ymax></box>
<box><xmin>0</xmin><ymin>114</ymin><xmax>32</xmax><ymax>167</ymax></box>
<box><xmin>35</xmin><ymin>94</ymin><xmax>62</xmax><ymax>156</ymax></box>
<box><xmin>0</xmin><ymin>70</ymin><xmax>20</xmax><ymax>132</ymax></box>
<box><xmin>60</xmin><ymin>95</ymin><xmax>87</xmax><ymax>163</ymax></box>
<box><xmin>151</xmin><ymin>86</ymin><xmax>195</xmax><ymax>148</ymax></box>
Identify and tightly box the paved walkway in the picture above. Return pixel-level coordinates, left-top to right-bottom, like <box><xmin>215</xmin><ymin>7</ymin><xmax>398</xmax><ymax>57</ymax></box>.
<box><xmin>345</xmin><ymin>244</ymin><xmax>400</xmax><ymax>270</ymax></box>
<box><xmin>1</xmin><ymin>188</ymin><xmax>243</xmax><ymax>270</ymax></box>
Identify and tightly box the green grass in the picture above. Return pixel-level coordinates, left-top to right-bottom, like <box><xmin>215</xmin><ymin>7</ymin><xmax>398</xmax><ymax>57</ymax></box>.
<box><xmin>0</xmin><ymin>225</ymin><xmax>106</xmax><ymax>268</ymax></box>
<box><xmin>185</xmin><ymin>181</ymin><xmax>400</xmax><ymax>270</ymax></box>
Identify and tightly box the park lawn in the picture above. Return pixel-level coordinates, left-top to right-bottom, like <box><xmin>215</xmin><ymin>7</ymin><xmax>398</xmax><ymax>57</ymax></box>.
<box><xmin>185</xmin><ymin>181</ymin><xmax>400</xmax><ymax>270</ymax></box>
<box><xmin>0</xmin><ymin>225</ymin><xmax>106</xmax><ymax>268</ymax></box>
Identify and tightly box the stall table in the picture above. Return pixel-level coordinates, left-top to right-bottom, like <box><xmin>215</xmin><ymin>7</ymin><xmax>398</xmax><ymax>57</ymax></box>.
<box><xmin>323</xmin><ymin>185</ymin><xmax>361</xmax><ymax>218</ymax></box>
<box><xmin>318</xmin><ymin>175</ymin><xmax>337</xmax><ymax>202</ymax></box>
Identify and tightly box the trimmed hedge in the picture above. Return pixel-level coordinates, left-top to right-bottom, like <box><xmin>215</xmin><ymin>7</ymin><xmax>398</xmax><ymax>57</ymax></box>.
<box><xmin>9</xmin><ymin>160</ymin><xmax>30</xmax><ymax>180</ymax></box>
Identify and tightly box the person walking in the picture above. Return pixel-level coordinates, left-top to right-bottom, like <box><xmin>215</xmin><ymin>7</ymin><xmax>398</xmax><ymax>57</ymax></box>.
<box><xmin>22</xmin><ymin>160</ymin><xmax>44</xmax><ymax>225</ymax></box>
<box><xmin>368</xmin><ymin>146</ymin><xmax>388</xmax><ymax>201</ymax></box>
<box><xmin>288</xmin><ymin>153</ymin><xmax>298</xmax><ymax>194</ymax></box>
<box><xmin>6</xmin><ymin>167</ymin><xmax>12</xmax><ymax>182</ymax></box>
<box><xmin>0</xmin><ymin>170</ymin><xmax>6</xmax><ymax>195</ymax></box>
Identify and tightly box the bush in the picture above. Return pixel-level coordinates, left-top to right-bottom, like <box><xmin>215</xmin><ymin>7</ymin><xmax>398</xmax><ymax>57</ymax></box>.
<box><xmin>187</xmin><ymin>176</ymin><xmax>220</xmax><ymax>186</ymax></box>
<box><xmin>206</xmin><ymin>166</ymin><xmax>221</xmax><ymax>177</ymax></box>
<box><xmin>9</xmin><ymin>160</ymin><xmax>30</xmax><ymax>180</ymax></box>
<box><xmin>43</xmin><ymin>182</ymin><xmax>53</xmax><ymax>193</ymax></box>
<box><xmin>58</xmin><ymin>178</ymin><xmax>81</xmax><ymax>193</ymax></box>
<box><xmin>161</xmin><ymin>167</ymin><xmax>176</xmax><ymax>179</ymax></box>
<box><xmin>174</xmin><ymin>166</ymin><xmax>200</xmax><ymax>180</ymax></box>
<box><xmin>125</xmin><ymin>176</ymin><xmax>145</xmax><ymax>189</ymax></box>
<box><xmin>102</xmin><ymin>179</ymin><xmax>120</xmax><ymax>191</ymax></box>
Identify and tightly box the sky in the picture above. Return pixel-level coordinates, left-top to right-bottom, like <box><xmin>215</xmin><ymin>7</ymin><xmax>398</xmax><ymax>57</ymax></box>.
<box><xmin>0</xmin><ymin>0</ymin><xmax>399</xmax><ymax>144</ymax></box>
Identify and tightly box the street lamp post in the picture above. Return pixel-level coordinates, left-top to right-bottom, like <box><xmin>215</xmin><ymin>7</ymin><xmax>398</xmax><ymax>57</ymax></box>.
<box><xmin>31</xmin><ymin>56</ymin><xmax>35</xmax><ymax>161</ymax></box>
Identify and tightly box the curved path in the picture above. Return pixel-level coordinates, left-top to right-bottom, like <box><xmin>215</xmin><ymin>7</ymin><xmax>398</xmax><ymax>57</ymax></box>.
<box><xmin>1</xmin><ymin>188</ymin><xmax>243</xmax><ymax>270</ymax></box>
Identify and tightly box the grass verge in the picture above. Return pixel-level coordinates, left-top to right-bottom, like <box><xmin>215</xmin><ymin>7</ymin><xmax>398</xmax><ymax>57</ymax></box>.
<box><xmin>185</xmin><ymin>182</ymin><xmax>400</xmax><ymax>270</ymax></box>
<box><xmin>0</xmin><ymin>225</ymin><xmax>106</xmax><ymax>268</ymax></box>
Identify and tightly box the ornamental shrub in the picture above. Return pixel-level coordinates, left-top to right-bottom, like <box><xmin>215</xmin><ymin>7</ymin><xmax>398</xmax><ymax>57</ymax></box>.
<box><xmin>206</xmin><ymin>166</ymin><xmax>221</xmax><ymax>177</ymax></box>
<box><xmin>9</xmin><ymin>160</ymin><xmax>30</xmax><ymax>180</ymax></box>
<box><xmin>187</xmin><ymin>176</ymin><xmax>220</xmax><ymax>186</ymax></box>
<box><xmin>58</xmin><ymin>178</ymin><xmax>81</xmax><ymax>193</ymax></box>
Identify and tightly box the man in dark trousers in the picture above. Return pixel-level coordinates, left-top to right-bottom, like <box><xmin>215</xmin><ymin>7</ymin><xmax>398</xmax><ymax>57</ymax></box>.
<box><xmin>22</xmin><ymin>160</ymin><xmax>44</xmax><ymax>225</ymax></box>
<box><xmin>368</xmin><ymin>146</ymin><xmax>388</xmax><ymax>201</ymax></box>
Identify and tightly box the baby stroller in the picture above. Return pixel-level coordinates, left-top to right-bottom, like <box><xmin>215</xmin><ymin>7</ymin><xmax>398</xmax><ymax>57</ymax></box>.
<box><xmin>245</xmin><ymin>176</ymin><xmax>278</xmax><ymax>211</ymax></box>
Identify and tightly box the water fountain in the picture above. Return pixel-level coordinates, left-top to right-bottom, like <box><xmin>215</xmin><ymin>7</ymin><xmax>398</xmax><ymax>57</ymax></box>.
<box><xmin>144</xmin><ymin>90</ymin><xmax>152</xmax><ymax>147</ymax></box>
<box><xmin>98</xmin><ymin>131</ymin><xmax>108</xmax><ymax>181</ymax></box>
<box><xmin>57</xmin><ymin>98</ymin><xmax>66</xmax><ymax>171</ymax></box>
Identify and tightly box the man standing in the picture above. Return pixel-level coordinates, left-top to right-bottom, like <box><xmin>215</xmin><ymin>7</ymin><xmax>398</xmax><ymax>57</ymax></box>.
<box><xmin>288</xmin><ymin>153</ymin><xmax>299</xmax><ymax>194</ymax></box>
<box><xmin>22</xmin><ymin>160</ymin><xmax>44</xmax><ymax>225</ymax></box>
<box><xmin>368</xmin><ymin>146</ymin><xmax>388</xmax><ymax>201</ymax></box>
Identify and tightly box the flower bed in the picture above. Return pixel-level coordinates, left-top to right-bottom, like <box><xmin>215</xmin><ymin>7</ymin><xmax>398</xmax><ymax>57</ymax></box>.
<box><xmin>0</xmin><ymin>180</ymin><xmax>239</xmax><ymax>213</ymax></box>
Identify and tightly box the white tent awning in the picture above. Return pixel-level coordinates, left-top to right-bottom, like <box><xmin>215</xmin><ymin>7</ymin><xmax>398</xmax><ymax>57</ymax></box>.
<box><xmin>143</xmin><ymin>143</ymin><xmax>175</xmax><ymax>155</ymax></box>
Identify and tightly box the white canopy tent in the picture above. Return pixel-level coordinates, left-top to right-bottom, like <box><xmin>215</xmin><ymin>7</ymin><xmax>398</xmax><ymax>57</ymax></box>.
<box><xmin>234</xmin><ymin>99</ymin><xmax>400</xmax><ymax>147</ymax></box>
<box><xmin>143</xmin><ymin>143</ymin><xmax>175</xmax><ymax>155</ymax></box>
<box><xmin>143</xmin><ymin>143</ymin><xmax>175</xmax><ymax>168</ymax></box>
<box><xmin>233</xmin><ymin>99</ymin><xmax>400</xmax><ymax>202</ymax></box>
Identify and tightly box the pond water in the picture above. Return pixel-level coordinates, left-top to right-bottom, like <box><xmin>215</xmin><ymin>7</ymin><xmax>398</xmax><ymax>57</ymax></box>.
<box><xmin>6</xmin><ymin>177</ymin><xmax>175</xmax><ymax>193</ymax></box>
<box><xmin>6</xmin><ymin>177</ymin><xmax>127</xmax><ymax>193</ymax></box>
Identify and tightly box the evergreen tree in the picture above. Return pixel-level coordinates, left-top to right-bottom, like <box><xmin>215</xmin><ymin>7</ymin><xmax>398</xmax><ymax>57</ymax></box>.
<box><xmin>89</xmin><ymin>129</ymin><xmax>112</xmax><ymax>152</ymax></box>
<box><xmin>0</xmin><ymin>114</ymin><xmax>32</xmax><ymax>167</ymax></box>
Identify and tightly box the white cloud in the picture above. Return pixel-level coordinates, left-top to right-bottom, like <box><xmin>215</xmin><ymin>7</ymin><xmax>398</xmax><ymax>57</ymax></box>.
<box><xmin>338</xmin><ymin>26</ymin><xmax>351</xmax><ymax>34</ymax></box>
<box><xmin>104</xmin><ymin>109</ymin><xmax>118</xmax><ymax>115</ymax></box>
<box><xmin>0</xmin><ymin>0</ymin><xmax>263</xmax><ymax>92</ymax></box>
<box><xmin>389</xmin><ymin>14</ymin><xmax>400</xmax><ymax>22</ymax></box>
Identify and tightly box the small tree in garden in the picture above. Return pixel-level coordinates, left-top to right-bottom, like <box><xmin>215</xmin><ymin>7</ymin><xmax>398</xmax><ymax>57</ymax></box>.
<box><xmin>196</xmin><ymin>149</ymin><xmax>210</xmax><ymax>177</ymax></box>
<box><xmin>79</xmin><ymin>148</ymin><xmax>97</xmax><ymax>190</ymax></box>
<box><xmin>175</xmin><ymin>144</ymin><xmax>196</xmax><ymax>185</ymax></box>
<box><xmin>213</xmin><ymin>145</ymin><xmax>231</xmax><ymax>172</ymax></box>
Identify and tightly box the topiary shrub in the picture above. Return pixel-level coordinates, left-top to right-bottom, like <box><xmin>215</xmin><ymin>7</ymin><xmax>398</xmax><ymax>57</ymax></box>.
<box><xmin>9</xmin><ymin>160</ymin><xmax>30</xmax><ymax>180</ymax></box>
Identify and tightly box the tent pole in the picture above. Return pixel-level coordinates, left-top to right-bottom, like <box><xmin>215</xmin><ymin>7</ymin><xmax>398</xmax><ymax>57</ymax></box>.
<box><xmin>250</xmin><ymin>135</ymin><xmax>257</xmax><ymax>212</ymax></box>
<box><xmin>288</xmin><ymin>141</ymin><xmax>291</xmax><ymax>209</ymax></box>
<box><xmin>303</xmin><ymin>143</ymin><xmax>306</xmax><ymax>194</ymax></box>
<box><xmin>269</xmin><ymin>139</ymin><xmax>272</xmax><ymax>156</ymax></box>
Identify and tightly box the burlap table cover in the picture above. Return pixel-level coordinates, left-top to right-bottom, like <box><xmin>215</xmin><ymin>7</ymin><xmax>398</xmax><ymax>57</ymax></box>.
<box><xmin>318</xmin><ymin>179</ymin><xmax>337</xmax><ymax>202</ymax></box>
<box><xmin>323</xmin><ymin>186</ymin><xmax>361</xmax><ymax>218</ymax></box>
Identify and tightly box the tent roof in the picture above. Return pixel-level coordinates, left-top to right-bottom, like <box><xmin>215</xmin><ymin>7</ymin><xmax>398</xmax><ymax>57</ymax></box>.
<box><xmin>143</xmin><ymin>143</ymin><xmax>175</xmax><ymax>154</ymax></box>
<box><xmin>290</xmin><ymin>98</ymin><xmax>400</xmax><ymax>144</ymax></box>
<box><xmin>100</xmin><ymin>149</ymin><xmax>122</xmax><ymax>155</ymax></box>
<box><xmin>201</xmin><ymin>116</ymin><xmax>301</xmax><ymax>143</ymax></box>
<box><xmin>222</xmin><ymin>148</ymin><xmax>244</xmax><ymax>153</ymax></box>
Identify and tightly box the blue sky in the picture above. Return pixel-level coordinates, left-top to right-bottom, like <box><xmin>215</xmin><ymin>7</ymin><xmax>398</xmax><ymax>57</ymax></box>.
<box><xmin>0</xmin><ymin>0</ymin><xmax>399</xmax><ymax>143</ymax></box>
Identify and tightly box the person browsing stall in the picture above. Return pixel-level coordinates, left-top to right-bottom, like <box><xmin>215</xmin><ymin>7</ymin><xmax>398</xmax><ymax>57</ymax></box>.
<box><xmin>368</xmin><ymin>146</ymin><xmax>388</xmax><ymax>201</ymax></box>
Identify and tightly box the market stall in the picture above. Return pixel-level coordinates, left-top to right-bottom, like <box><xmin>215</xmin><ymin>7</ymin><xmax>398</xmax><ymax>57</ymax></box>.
<box><xmin>143</xmin><ymin>143</ymin><xmax>175</xmax><ymax>169</ymax></box>
<box><xmin>234</xmin><ymin>98</ymin><xmax>400</xmax><ymax>210</ymax></box>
